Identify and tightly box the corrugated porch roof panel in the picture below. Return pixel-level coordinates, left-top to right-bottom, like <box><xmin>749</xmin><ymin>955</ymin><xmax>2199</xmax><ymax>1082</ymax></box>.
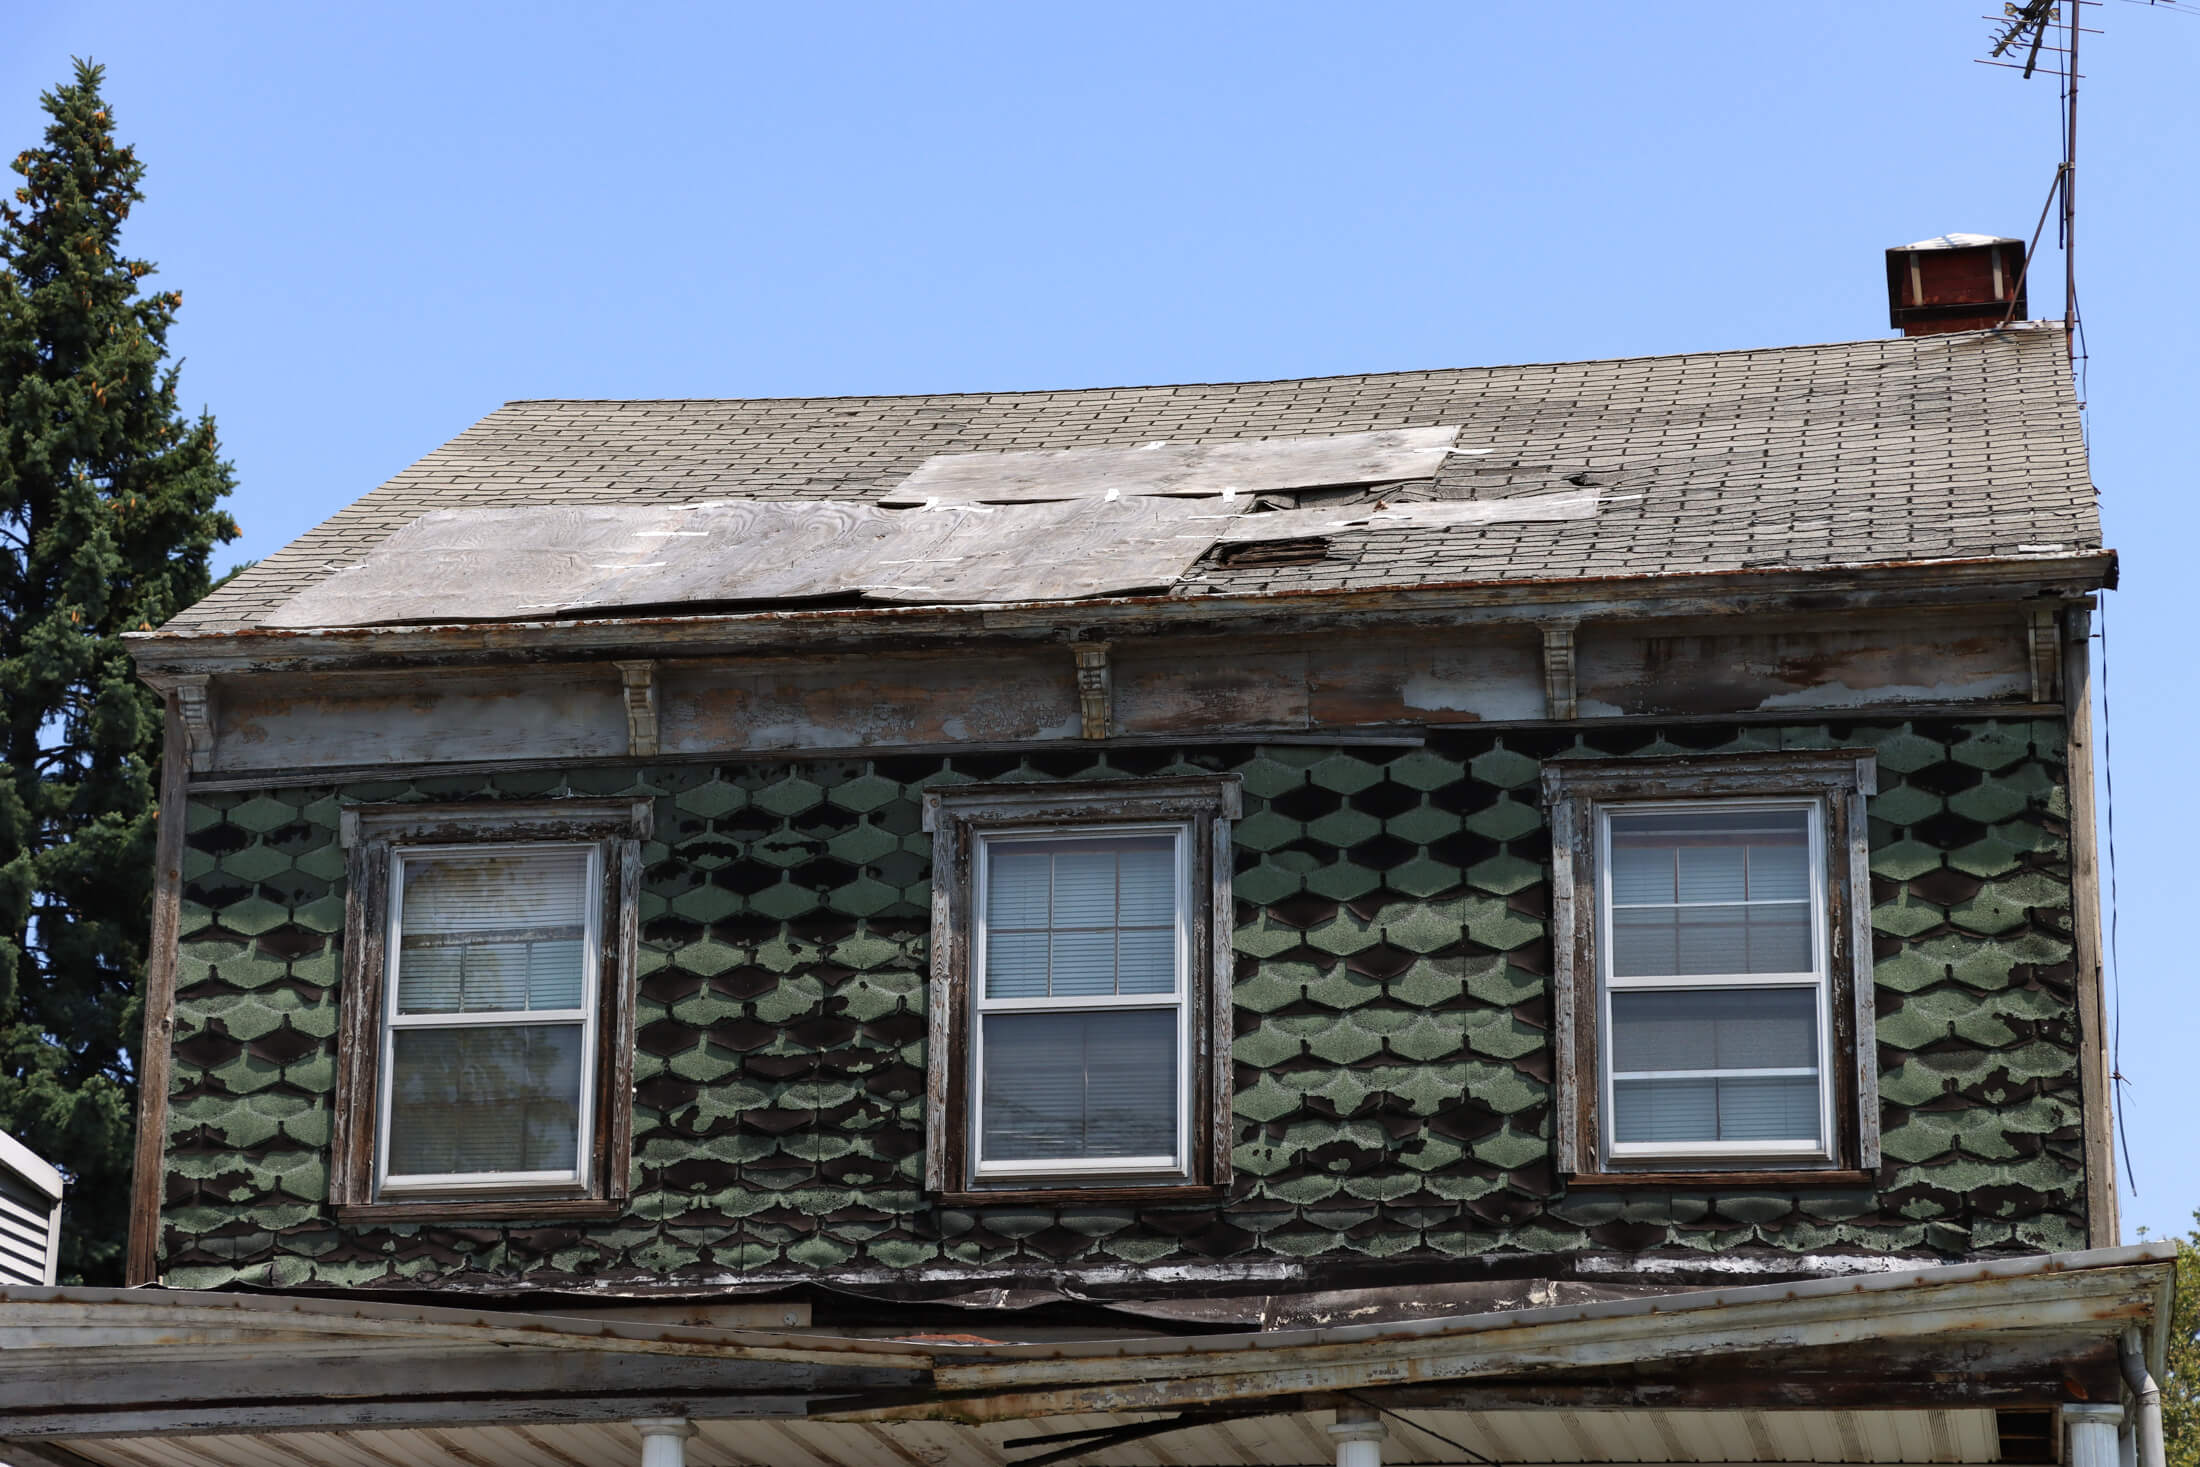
<box><xmin>57</xmin><ymin>1408</ymin><xmax>2009</xmax><ymax>1467</ymax></box>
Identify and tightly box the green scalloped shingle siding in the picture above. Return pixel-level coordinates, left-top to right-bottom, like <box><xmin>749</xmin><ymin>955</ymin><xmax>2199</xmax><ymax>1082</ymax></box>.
<box><xmin>159</xmin><ymin>719</ymin><xmax>2089</xmax><ymax>1291</ymax></box>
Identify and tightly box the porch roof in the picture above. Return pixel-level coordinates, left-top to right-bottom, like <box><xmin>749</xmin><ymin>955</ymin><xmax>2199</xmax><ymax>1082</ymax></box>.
<box><xmin>0</xmin><ymin>1245</ymin><xmax>2174</xmax><ymax>1467</ymax></box>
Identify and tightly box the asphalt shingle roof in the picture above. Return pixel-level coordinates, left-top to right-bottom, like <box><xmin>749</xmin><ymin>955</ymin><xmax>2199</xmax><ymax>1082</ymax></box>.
<box><xmin>168</xmin><ymin>324</ymin><xmax>2100</xmax><ymax>634</ymax></box>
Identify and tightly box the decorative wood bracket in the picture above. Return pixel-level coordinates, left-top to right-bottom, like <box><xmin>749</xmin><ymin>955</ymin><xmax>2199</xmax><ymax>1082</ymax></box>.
<box><xmin>615</xmin><ymin>661</ymin><xmax>660</xmax><ymax>758</ymax></box>
<box><xmin>2026</xmin><ymin>606</ymin><xmax>2062</xmax><ymax>704</ymax></box>
<box><xmin>1542</xmin><ymin>623</ymin><xmax>1578</xmax><ymax>721</ymax></box>
<box><xmin>1073</xmin><ymin>642</ymin><xmax>1112</xmax><ymax>740</ymax></box>
<box><xmin>171</xmin><ymin>675</ymin><xmax>215</xmax><ymax>773</ymax></box>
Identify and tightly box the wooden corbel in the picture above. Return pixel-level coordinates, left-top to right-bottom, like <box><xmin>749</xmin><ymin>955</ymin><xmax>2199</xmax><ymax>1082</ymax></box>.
<box><xmin>170</xmin><ymin>675</ymin><xmax>215</xmax><ymax>773</ymax></box>
<box><xmin>1541</xmin><ymin>623</ymin><xmax>1578</xmax><ymax>721</ymax></box>
<box><xmin>2026</xmin><ymin>605</ymin><xmax>2062</xmax><ymax>704</ymax></box>
<box><xmin>1073</xmin><ymin>642</ymin><xmax>1112</xmax><ymax>740</ymax></box>
<box><xmin>615</xmin><ymin>660</ymin><xmax>660</xmax><ymax>758</ymax></box>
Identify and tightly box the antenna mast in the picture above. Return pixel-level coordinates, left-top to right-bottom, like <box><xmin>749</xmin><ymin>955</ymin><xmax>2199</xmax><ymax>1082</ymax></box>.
<box><xmin>2062</xmin><ymin>0</ymin><xmax>2079</xmax><ymax>360</ymax></box>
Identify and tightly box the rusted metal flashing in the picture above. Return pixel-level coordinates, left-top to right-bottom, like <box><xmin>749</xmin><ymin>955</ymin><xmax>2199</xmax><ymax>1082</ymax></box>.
<box><xmin>122</xmin><ymin>697</ymin><xmax>190</xmax><ymax>1287</ymax></box>
<box><xmin>1541</xmin><ymin>623</ymin><xmax>1578</xmax><ymax>720</ymax></box>
<box><xmin>1071</xmin><ymin>643</ymin><xmax>1111</xmax><ymax>740</ymax></box>
<box><xmin>617</xmin><ymin>660</ymin><xmax>660</xmax><ymax>757</ymax></box>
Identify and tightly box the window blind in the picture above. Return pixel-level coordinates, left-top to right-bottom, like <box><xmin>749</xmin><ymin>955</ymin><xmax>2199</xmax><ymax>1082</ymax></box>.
<box><xmin>383</xmin><ymin>848</ymin><xmax>593</xmax><ymax>1183</ymax></box>
<box><xmin>396</xmin><ymin>850</ymin><xmax>590</xmax><ymax>1014</ymax></box>
<box><xmin>1610</xmin><ymin>988</ymin><xmax>1820</xmax><ymax>1144</ymax></box>
<box><xmin>387</xmin><ymin>1026</ymin><xmax>584</xmax><ymax>1175</ymax></box>
<box><xmin>981</xmin><ymin>1010</ymin><xmax>1176</xmax><ymax>1160</ymax></box>
<box><xmin>1608</xmin><ymin>809</ymin><xmax>1812</xmax><ymax>977</ymax></box>
<box><xmin>984</xmin><ymin>837</ymin><xmax>1176</xmax><ymax>999</ymax></box>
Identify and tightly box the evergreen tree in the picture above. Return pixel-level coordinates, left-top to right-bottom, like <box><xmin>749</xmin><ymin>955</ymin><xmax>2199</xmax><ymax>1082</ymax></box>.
<box><xmin>2169</xmin><ymin>1220</ymin><xmax>2199</xmax><ymax>1467</ymax></box>
<box><xmin>0</xmin><ymin>60</ymin><xmax>238</xmax><ymax>1283</ymax></box>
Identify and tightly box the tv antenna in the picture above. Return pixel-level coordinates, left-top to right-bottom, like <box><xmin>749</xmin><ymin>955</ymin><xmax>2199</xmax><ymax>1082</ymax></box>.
<box><xmin>1978</xmin><ymin>1</ymin><xmax>2092</xmax><ymax>361</ymax></box>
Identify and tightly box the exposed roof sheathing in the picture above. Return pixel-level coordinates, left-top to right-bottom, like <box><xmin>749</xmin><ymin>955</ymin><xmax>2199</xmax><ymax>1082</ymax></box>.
<box><xmin>165</xmin><ymin>325</ymin><xmax>2100</xmax><ymax>635</ymax></box>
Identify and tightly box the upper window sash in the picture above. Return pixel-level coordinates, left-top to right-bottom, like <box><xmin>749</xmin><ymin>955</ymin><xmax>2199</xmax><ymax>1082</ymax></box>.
<box><xmin>969</xmin><ymin>824</ymin><xmax>1194</xmax><ymax>1181</ymax></box>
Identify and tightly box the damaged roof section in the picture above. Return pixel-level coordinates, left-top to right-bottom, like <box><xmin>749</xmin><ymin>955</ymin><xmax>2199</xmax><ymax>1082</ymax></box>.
<box><xmin>263</xmin><ymin>498</ymin><xmax>1243</xmax><ymax>626</ymax></box>
<box><xmin>263</xmin><ymin>483</ymin><xmax>1612</xmax><ymax>629</ymax></box>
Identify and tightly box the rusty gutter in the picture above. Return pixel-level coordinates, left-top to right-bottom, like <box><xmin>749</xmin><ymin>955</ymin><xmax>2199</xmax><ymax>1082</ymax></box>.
<box><xmin>125</xmin><ymin>551</ymin><xmax>2118</xmax><ymax>678</ymax></box>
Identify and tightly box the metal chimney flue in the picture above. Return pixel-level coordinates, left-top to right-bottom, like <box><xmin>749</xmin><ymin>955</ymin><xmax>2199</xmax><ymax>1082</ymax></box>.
<box><xmin>1885</xmin><ymin>234</ymin><xmax>2026</xmax><ymax>335</ymax></box>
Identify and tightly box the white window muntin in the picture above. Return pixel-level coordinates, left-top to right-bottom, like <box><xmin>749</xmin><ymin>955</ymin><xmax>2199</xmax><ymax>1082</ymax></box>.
<box><xmin>970</xmin><ymin>822</ymin><xmax>1193</xmax><ymax>1180</ymax></box>
<box><xmin>374</xmin><ymin>841</ymin><xmax>602</xmax><ymax>1197</ymax></box>
<box><xmin>1595</xmin><ymin>797</ymin><xmax>1835</xmax><ymax>1164</ymax></box>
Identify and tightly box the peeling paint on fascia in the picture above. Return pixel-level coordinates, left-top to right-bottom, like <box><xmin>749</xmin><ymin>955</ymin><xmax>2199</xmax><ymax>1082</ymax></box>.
<box><xmin>1401</xmin><ymin>674</ymin><xmax>1486</xmax><ymax>713</ymax></box>
<box><xmin>1755</xmin><ymin>677</ymin><xmax>2020</xmax><ymax>711</ymax></box>
<box><xmin>1576</xmin><ymin>1253</ymin><xmax>1940</xmax><ymax>1277</ymax></box>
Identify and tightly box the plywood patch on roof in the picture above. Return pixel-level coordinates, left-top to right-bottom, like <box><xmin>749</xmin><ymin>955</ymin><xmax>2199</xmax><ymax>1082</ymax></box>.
<box><xmin>261</xmin><ymin>498</ymin><xmax>1244</xmax><ymax>628</ymax></box>
<box><xmin>882</xmin><ymin>426</ymin><xmax>1461</xmax><ymax>505</ymax></box>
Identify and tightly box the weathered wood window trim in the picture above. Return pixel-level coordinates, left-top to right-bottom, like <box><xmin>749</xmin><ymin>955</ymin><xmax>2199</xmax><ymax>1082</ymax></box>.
<box><xmin>329</xmin><ymin>799</ymin><xmax>649</xmax><ymax>1223</ymax></box>
<box><xmin>922</xmin><ymin>777</ymin><xmax>1240</xmax><ymax>1206</ymax></box>
<box><xmin>1543</xmin><ymin>752</ymin><xmax>1880</xmax><ymax>1186</ymax></box>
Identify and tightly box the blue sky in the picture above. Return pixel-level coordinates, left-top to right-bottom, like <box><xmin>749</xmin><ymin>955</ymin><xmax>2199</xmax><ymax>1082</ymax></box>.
<box><xmin>10</xmin><ymin>1</ymin><xmax>2196</xmax><ymax>1241</ymax></box>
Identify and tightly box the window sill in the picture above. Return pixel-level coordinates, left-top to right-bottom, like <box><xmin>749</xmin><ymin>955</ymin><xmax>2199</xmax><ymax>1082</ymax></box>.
<box><xmin>1564</xmin><ymin>1167</ymin><xmax>1874</xmax><ymax>1189</ymax></box>
<box><xmin>936</xmin><ymin>1183</ymin><xmax>1228</xmax><ymax>1208</ymax></box>
<box><xmin>334</xmin><ymin>1196</ymin><xmax>624</xmax><ymax>1225</ymax></box>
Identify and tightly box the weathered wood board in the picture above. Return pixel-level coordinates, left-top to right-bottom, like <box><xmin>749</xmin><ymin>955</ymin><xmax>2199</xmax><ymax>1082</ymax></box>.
<box><xmin>1575</xmin><ymin>612</ymin><xmax>2030</xmax><ymax>717</ymax></box>
<box><xmin>262</xmin><ymin>499</ymin><xmax>1244</xmax><ymax>628</ymax></box>
<box><xmin>882</xmin><ymin>426</ymin><xmax>1460</xmax><ymax>505</ymax></box>
<box><xmin>200</xmin><ymin>611</ymin><xmax>2037</xmax><ymax>777</ymax></box>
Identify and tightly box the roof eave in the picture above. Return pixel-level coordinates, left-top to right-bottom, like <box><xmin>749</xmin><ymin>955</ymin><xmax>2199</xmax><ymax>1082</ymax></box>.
<box><xmin>127</xmin><ymin>550</ymin><xmax>2118</xmax><ymax>679</ymax></box>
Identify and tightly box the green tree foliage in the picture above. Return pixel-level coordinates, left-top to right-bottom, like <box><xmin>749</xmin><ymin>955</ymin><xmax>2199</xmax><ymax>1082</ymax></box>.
<box><xmin>0</xmin><ymin>60</ymin><xmax>237</xmax><ymax>1282</ymax></box>
<box><xmin>2169</xmin><ymin>1221</ymin><xmax>2199</xmax><ymax>1467</ymax></box>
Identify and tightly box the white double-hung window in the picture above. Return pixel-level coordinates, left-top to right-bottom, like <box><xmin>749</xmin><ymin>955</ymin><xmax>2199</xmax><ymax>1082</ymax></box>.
<box><xmin>1600</xmin><ymin>803</ymin><xmax>1830</xmax><ymax>1161</ymax></box>
<box><xmin>331</xmin><ymin>799</ymin><xmax>648</xmax><ymax>1220</ymax></box>
<box><xmin>973</xmin><ymin>831</ymin><xmax>1189</xmax><ymax>1179</ymax></box>
<box><xmin>379</xmin><ymin>845</ymin><xmax>600</xmax><ymax>1194</ymax></box>
<box><xmin>1543</xmin><ymin>753</ymin><xmax>1880</xmax><ymax>1180</ymax></box>
<box><xmin>924</xmin><ymin>777</ymin><xmax>1238</xmax><ymax>1200</ymax></box>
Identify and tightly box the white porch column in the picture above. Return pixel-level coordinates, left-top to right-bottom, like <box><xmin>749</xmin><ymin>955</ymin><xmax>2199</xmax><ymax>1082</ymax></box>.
<box><xmin>2066</xmin><ymin>1403</ymin><xmax>2125</xmax><ymax>1467</ymax></box>
<box><xmin>636</xmin><ymin>1416</ymin><xmax>696</xmax><ymax>1467</ymax></box>
<box><xmin>1329</xmin><ymin>1404</ymin><xmax>1386</xmax><ymax>1467</ymax></box>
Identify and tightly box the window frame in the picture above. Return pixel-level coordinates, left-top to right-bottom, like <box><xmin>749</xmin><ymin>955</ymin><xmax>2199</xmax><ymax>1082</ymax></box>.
<box><xmin>924</xmin><ymin>776</ymin><xmax>1240</xmax><ymax>1204</ymax></box>
<box><xmin>969</xmin><ymin>823</ymin><xmax>1196</xmax><ymax>1184</ymax></box>
<box><xmin>331</xmin><ymin>799</ymin><xmax>649</xmax><ymax>1223</ymax></box>
<box><xmin>1543</xmin><ymin>752</ymin><xmax>1880</xmax><ymax>1185</ymax></box>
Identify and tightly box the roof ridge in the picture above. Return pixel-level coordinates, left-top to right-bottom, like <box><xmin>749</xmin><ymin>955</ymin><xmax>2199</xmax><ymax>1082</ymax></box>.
<box><xmin>491</xmin><ymin>325</ymin><xmax>2066</xmax><ymax>410</ymax></box>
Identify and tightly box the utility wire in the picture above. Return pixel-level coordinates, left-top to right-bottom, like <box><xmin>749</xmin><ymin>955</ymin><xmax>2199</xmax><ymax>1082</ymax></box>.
<box><xmin>1346</xmin><ymin>1395</ymin><xmax>1502</xmax><ymax>1467</ymax></box>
